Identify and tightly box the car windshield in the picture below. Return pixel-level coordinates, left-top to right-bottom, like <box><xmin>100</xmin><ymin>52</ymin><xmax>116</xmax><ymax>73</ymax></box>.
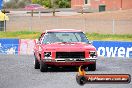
<box><xmin>42</xmin><ymin>32</ymin><xmax>89</xmax><ymax>44</ymax></box>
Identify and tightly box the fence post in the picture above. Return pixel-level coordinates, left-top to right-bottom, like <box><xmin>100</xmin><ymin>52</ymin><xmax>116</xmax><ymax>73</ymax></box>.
<box><xmin>112</xmin><ymin>19</ymin><xmax>115</xmax><ymax>34</ymax></box>
<box><xmin>39</xmin><ymin>11</ymin><xmax>41</xmax><ymax>19</ymax></box>
<box><xmin>4</xmin><ymin>20</ymin><xmax>6</xmax><ymax>32</ymax></box>
<box><xmin>30</xmin><ymin>16</ymin><xmax>32</xmax><ymax>31</ymax></box>
<box><xmin>83</xmin><ymin>18</ymin><xmax>86</xmax><ymax>32</ymax></box>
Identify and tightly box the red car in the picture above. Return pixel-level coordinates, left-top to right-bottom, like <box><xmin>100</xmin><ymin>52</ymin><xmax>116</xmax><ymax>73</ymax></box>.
<box><xmin>34</xmin><ymin>29</ymin><xmax>97</xmax><ymax>72</ymax></box>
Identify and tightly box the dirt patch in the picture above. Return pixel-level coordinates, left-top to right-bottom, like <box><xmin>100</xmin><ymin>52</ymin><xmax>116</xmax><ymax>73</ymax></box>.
<box><xmin>63</xmin><ymin>9</ymin><xmax>132</xmax><ymax>20</ymax></box>
<box><xmin>6</xmin><ymin>9</ymin><xmax>132</xmax><ymax>34</ymax></box>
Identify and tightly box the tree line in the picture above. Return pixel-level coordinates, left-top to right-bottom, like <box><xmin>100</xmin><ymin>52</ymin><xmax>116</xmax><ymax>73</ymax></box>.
<box><xmin>3</xmin><ymin>0</ymin><xmax>71</xmax><ymax>9</ymax></box>
<box><xmin>3</xmin><ymin>0</ymin><xmax>31</xmax><ymax>8</ymax></box>
<box><xmin>32</xmin><ymin>0</ymin><xmax>71</xmax><ymax>8</ymax></box>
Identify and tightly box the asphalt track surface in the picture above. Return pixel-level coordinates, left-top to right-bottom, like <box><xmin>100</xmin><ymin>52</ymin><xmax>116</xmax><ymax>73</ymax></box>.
<box><xmin>0</xmin><ymin>55</ymin><xmax>132</xmax><ymax>88</ymax></box>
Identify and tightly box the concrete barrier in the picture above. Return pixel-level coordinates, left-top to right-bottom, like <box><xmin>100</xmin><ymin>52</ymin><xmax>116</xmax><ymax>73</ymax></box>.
<box><xmin>0</xmin><ymin>39</ymin><xmax>132</xmax><ymax>58</ymax></box>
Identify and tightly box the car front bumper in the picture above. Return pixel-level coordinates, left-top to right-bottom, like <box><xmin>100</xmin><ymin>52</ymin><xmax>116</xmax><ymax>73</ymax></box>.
<box><xmin>42</xmin><ymin>58</ymin><xmax>97</xmax><ymax>66</ymax></box>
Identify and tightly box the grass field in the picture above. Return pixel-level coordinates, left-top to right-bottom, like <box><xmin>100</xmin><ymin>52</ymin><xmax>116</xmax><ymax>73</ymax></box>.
<box><xmin>0</xmin><ymin>31</ymin><xmax>132</xmax><ymax>41</ymax></box>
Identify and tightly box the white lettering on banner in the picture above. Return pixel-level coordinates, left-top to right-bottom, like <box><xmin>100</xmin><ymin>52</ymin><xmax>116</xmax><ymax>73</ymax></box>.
<box><xmin>97</xmin><ymin>47</ymin><xmax>132</xmax><ymax>58</ymax></box>
<box><xmin>97</xmin><ymin>47</ymin><xmax>105</xmax><ymax>56</ymax></box>
<box><xmin>6</xmin><ymin>47</ymin><xmax>16</xmax><ymax>54</ymax></box>
<box><xmin>118</xmin><ymin>47</ymin><xmax>125</xmax><ymax>57</ymax></box>
<box><xmin>126</xmin><ymin>47</ymin><xmax>132</xmax><ymax>58</ymax></box>
<box><xmin>0</xmin><ymin>43</ymin><xmax>16</xmax><ymax>54</ymax></box>
<box><xmin>106</xmin><ymin>47</ymin><xmax>118</xmax><ymax>57</ymax></box>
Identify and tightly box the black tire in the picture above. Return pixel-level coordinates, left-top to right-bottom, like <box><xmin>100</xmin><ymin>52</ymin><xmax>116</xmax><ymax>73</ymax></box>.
<box><xmin>76</xmin><ymin>75</ymin><xmax>87</xmax><ymax>85</ymax></box>
<box><xmin>88</xmin><ymin>63</ymin><xmax>96</xmax><ymax>71</ymax></box>
<box><xmin>34</xmin><ymin>56</ymin><xmax>40</xmax><ymax>69</ymax></box>
<box><xmin>40</xmin><ymin>60</ymin><xmax>48</xmax><ymax>72</ymax></box>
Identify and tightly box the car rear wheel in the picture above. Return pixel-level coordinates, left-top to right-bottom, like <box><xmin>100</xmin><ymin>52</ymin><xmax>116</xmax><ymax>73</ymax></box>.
<box><xmin>40</xmin><ymin>60</ymin><xmax>48</xmax><ymax>72</ymax></box>
<box><xmin>34</xmin><ymin>56</ymin><xmax>40</xmax><ymax>69</ymax></box>
<box><xmin>88</xmin><ymin>63</ymin><xmax>96</xmax><ymax>71</ymax></box>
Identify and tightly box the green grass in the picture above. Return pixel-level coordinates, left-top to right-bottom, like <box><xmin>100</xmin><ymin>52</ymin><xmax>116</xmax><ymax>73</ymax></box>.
<box><xmin>0</xmin><ymin>31</ymin><xmax>41</xmax><ymax>39</ymax></box>
<box><xmin>86</xmin><ymin>33</ymin><xmax>132</xmax><ymax>42</ymax></box>
<box><xmin>0</xmin><ymin>31</ymin><xmax>132</xmax><ymax>41</ymax></box>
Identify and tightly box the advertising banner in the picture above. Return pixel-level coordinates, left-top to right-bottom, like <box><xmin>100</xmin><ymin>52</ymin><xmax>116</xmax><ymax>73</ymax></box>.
<box><xmin>0</xmin><ymin>0</ymin><xmax>2</xmax><ymax>10</ymax></box>
<box><xmin>0</xmin><ymin>39</ymin><xmax>132</xmax><ymax>58</ymax></box>
<box><xmin>93</xmin><ymin>41</ymin><xmax>132</xmax><ymax>58</ymax></box>
<box><xmin>0</xmin><ymin>39</ymin><xmax>19</xmax><ymax>54</ymax></box>
<box><xmin>19</xmin><ymin>39</ymin><xmax>36</xmax><ymax>55</ymax></box>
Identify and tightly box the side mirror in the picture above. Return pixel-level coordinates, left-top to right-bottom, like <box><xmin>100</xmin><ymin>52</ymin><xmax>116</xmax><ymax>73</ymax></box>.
<box><xmin>36</xmin><ymin>39</ymin><xmax>40</xmax><ymax>44</ymax></box>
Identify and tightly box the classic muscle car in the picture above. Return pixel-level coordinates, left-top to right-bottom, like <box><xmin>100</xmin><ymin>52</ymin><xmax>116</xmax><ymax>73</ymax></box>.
<box><xmin>34</xmin><ymin>29</ymin><xmax>97</xmax><ymax>72</ymax></box>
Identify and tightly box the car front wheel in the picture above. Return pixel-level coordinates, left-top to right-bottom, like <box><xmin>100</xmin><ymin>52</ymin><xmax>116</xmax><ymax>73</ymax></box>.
<box><xmin>40</xmin><ymin>60</ymin><xmax>48</xmax><ymax>72</ymax></box>
<box><xmin>34</xmin><ymin>56</ymin><xmax>40</xmax><ymax>69</ymax></box>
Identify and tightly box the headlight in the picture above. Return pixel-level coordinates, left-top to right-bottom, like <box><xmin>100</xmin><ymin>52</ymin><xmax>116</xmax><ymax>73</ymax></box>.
<box><xmin>89</xmin><ymin>51</ymin><xmax>97</xmax><ymax>58</ymax></box>
<box><xmin>44</xmin><ymin>52</ymin><xmax>52</xmax><ymax>59</ymax></box>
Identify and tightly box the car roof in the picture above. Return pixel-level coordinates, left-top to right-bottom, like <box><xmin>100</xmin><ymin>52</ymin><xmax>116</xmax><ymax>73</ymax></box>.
<box><xmin>46</xmin><ymin>29</ymin><xmax>82</xmax><ymax>32</ymax></box>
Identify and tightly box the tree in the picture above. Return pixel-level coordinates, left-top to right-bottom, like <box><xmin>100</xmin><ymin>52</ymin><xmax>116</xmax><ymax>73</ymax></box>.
<box><xmin>3</xmin><ymin>0</ymin><xmax>31</xmax><ymax>9</ymax></box>
<box><xmin>32</xmin><ymin>0</ymin><xmax>52</xmax><ymax>8</ymax></box>
<box><xmin>56</xmin><ymin>0</ymin><xmax>70</xmax><ymax>8</ymax></box>
<box><xmin>32</xmin><ymin>0</ymin><xmax>70</xmax><ymax>8</ymax></box>
<box><xmin>32</xmin><ymin>0</ymin><xmax>71</xmax><ymax>16</ymax></box>
<box><xmin>50</xmin><ymin>0</ymin><xmax>57</xmax><ymax>16</ymax></box>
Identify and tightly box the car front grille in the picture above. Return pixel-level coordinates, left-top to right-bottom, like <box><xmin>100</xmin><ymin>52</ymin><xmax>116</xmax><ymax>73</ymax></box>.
<box><xmin>56</xmin><ymin>52</ymin><xmax>85</xmax><ymax>58</ymax></box>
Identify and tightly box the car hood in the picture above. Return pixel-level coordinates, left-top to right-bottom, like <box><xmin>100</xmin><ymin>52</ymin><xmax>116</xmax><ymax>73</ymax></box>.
<box><xmin>42</xmin><ymin>42</ymin><xmax>96</xmax><ymax>52</ymax></box>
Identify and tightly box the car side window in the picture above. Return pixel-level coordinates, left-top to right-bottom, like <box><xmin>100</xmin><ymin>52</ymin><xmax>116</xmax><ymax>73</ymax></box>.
<box><xmin>42</xmin><ymin>33</ymin><xmax>56</xmax><ymax>44</ymax></box>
